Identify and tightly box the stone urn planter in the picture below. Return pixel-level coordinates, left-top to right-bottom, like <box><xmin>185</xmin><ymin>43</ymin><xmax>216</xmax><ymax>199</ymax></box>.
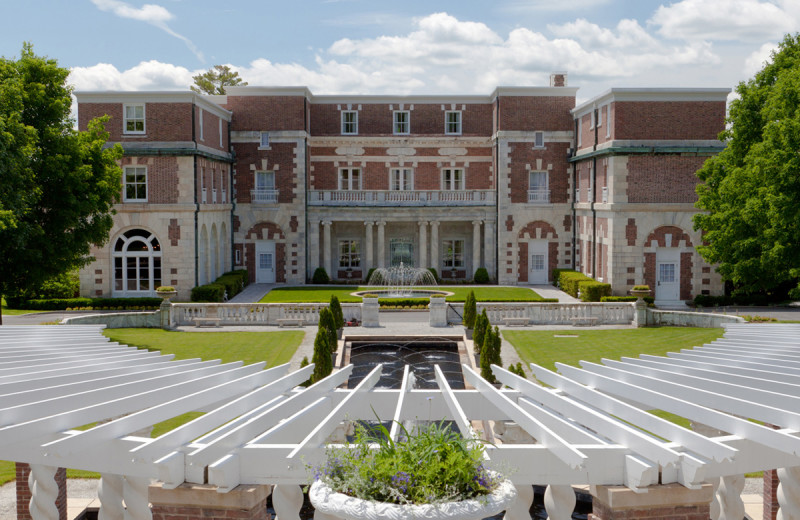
<box><xmin>309</xmin><ymin>476</ymin><xmax>517</xmax><ymax>520</ymax></box>
<box><xmin>630</xmin><ymin>285</ymin><xmax>651</xmax><ymax>302</ymax></box>
<box><xmin>156</xmin><ymin>286</ymin><xmax>177</xmax><ymax>302</ymax></box>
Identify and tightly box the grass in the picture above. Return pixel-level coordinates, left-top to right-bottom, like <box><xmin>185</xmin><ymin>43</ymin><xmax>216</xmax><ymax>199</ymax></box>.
<box><xmin>0</xmin><ymin>329</ymin><xmax>305</xmax><ymax>485</ymax></box>
<box><xmin>260</xmin><ymin>286</ymin><xmax>545</xmax><ymax>303</ymax></box>
<box><xmin>503</xmin><ymin>327</ymin><xmax>725</xmax><ymax>372</ymax></box>
<box><xmin>103</xmin><ymin>328</ymin><xmax>304</xmax><ymax>367</ymax></box>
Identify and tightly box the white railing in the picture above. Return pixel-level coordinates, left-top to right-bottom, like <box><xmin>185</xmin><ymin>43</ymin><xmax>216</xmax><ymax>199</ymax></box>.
<box><xmin>171</xmin><ymin>303</ymin><xmax>362</xmax><ymax>327</ymax></box>
<box><xmin>201</xmin><ymin>187</ymin><xmax>207</xmax><ymax>204</ymax></box>
<box><xmin>601</xmin><ymin>186</ymin><xmax>608</xmax><ymax>203</ymax></box>
<box><xmin>527</xmin><ymin>188</ymin><xmax>550</xmax><ymax>204</ymax></box>
<box><xmin>212</xmin><ymin>188</ymin><xmax>218</xmax><ymax>203</ymax></box>
<box><xmin>221</xmin><ymin>189</ymin><xmax>227</xmax><ymax>203</ymax></box>
<box><xmin>251</xmin><ymin>189</ymin><xmax>279</xmax><ymax>204</ymax></box>
<box><xmin>446</xmin><ymin>302</ymin><xmax>635</xmax><ymax>325</ymax></box>
<box><xmin>308</xmin><ymin>190</ymin><xmax>494</xmax><ymax>206</ymax></box>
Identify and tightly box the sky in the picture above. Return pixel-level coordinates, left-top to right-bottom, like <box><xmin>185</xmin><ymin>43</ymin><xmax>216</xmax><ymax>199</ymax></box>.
<box><xmin>2</xmin><ymin>0</ymin><xmax>798</xmax><ymax>103</ymax></box>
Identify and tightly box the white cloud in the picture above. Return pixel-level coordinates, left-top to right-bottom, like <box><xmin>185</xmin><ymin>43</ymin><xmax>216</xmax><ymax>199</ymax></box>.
<box><xmin>69</xmin><ymin>60</ymin><xmax>197</xmax><ymax>91</ymax></box>
<box><xmin>743</xmin><ymin>42</ymin><xmax>778</xmax><ymax>77</ymax></box>
<box><xmin>649</xmin><ymin>0</ymin><xmax>800</xmax><ymax>42</ymax></box>
<box><xmin>90</xmin><ymin>0</ymin><xmax>204</xmax><ymax>62</ymax></box>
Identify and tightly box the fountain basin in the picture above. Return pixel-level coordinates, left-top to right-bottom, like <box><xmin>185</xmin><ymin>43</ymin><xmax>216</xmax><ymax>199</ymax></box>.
<box><xmin>352</xmin><ymin>289</ymin><xmax>453</xmax><ymax>299</ymax></box>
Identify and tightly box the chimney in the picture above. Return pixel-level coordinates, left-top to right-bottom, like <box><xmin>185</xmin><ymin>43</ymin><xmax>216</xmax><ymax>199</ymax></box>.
<box><xmin>550</xmin><ymin>72</ymin><xmax>568</xmax><ymax>87</ymax></box>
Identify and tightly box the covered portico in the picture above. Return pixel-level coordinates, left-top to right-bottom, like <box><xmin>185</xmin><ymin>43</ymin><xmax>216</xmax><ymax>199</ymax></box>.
<box><xmin>3</xmin><ymin>324</ymin><xmax>800</xmax><ymax>520</ymax></box>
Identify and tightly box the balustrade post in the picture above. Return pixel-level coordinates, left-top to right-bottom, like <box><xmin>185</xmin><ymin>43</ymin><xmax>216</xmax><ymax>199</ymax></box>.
<box><xmin>545</xmin><ymin>485</ymin><xmax>577</xmax><ymax>520</ymax></box>
<box><xmin>504</xmin><ymin>484</ymin><xmax>533</xmax><ymax>520</ymax></box>
<box><xmin>717</xmin><ymin>475</ymin><xmax>745</xmax><ymax>520</ymax></box>
<box><xmin>273</xmin><ymin>485</ymin><xmax>303</xmax><ymax>520</ymax></box>
<box><xmin>777</xmin><ymin>466</ymin><xmax>800</xmax><ymax>520</ymax></box>
<box><xmin>98</xmin><ymin>474</ymin><xmax>125</xmax><ymax>520</ymax></box>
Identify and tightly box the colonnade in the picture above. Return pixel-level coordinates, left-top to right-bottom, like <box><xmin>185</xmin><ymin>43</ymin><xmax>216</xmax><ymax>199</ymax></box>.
<box><xmin>307</xmin><ymin>218</ymin><xmax>496</xmax><ymax>279</ymax></box>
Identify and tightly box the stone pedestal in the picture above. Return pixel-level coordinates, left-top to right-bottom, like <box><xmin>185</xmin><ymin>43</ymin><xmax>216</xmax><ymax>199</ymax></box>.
<box><xmin>150</xmin><ymin>482</ymin><xmax>271</xmax><ymax>520</ymax></box>
<box><xmin>16</xmin><ymin>463</ymin><xmax>67</xmax><ymax>520</ymax></box>
<box><xmin>634</xmin><ymin>299</ymin><xmax>648</xmax><ymax>327</ymax></box>
<box><xmin>590</xmin><ymin>483</ymin><xmax>712</xmax><ymax>520</ymax></box>
<box><xmin>429</xmin><ymin>298</ymin><xmax>447</xmax><ymax>327</ymax></box>
<box><xmin>159</xmin><ymin>301</ymin><xmax>172</xmax><ymax>330</ymax></box>
<box><xmin>361</xmin><ymin>298</ymin><xmax>380</xmax><ymax>327</ymax></box>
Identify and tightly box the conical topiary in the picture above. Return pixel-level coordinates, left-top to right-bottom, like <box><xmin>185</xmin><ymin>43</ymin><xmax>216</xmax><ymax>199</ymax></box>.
<box><xmin>463</xmin><ymin>290</ymin><xmax>477</xmax><ymax>328</ymax></box>
<box><xmin>311</xmin><ymin>327</ymin><xmax>332</xmax><ymax>384</ymax></box>
<box><xmin>319</xmin><ymin>307</ymin><xmax>338</xmax><ymax>352</ymax></box>
<box><xmin>473</xmin><ymin>309</ymin><xmax>489</xmax><ymax>355</ymax></box>
<box><xmin>329</xmin><ymin>295</ymin><xmax>344</xmax><ymax>330</ymax></box>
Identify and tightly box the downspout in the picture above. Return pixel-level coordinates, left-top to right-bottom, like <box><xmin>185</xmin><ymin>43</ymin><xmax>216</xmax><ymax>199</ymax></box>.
<box><xmin>192</xmin><ymin>104</ymin><xmax>199</xmax><ymax>287</ymax></box>
<box><xmin>591</xmin><ymin>107</ymin><xmax>598</xmax><ymax>278</ymax></box>
<box><xmin>494</xmin><ymin>95</ymin><xmax>500</xmax><ymax>283</ymax></box>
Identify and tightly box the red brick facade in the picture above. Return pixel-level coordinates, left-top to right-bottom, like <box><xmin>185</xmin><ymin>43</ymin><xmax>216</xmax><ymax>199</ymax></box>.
<box><xmin>614</xmin><ymin>101</ymin><xmax>725</xmax><ymax>140</ymax></box>
<box><xmin>79</xmin><ymin>102</ymin><xmax>194</xmax><ymax>142</ymax></box>
<box><xmin>626</xmin><ymin>155</ymin><xmax>707</xmax><ymax>203</ymax></box>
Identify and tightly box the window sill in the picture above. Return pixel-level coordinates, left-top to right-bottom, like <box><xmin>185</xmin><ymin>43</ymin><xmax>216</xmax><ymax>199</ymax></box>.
<box><xmin>122</xmin><ymin>134</ymin><xmax>148</xmax><ymax>138</ymax></box>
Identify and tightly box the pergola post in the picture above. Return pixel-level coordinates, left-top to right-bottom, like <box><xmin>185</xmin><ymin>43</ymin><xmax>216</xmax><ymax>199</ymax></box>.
<box><xmin>776</xmin><ymin>466</ymin><xmax>800</xmax><ymax>520</ymax></box>
<box><xmin>718</xmin><ymin>474</ymin><xmax>745</xmax><ymax>520</ymax></box>
<box><xmin>98</xmin><ymin>474</ymin><xmax>125</xmax><ymax>520</ymax></box>
<box><xmin>16</xmin><ymin>463</ymin><xmax>66</xmax><ymax>520</ymax></box>
<box><xmin>589</xmin><ymin>483</ymin><xmax>713</xmax><ymax>520</ymax></box>
<box><xmin>272</xmin><ymin>485</ymin><xmax>303</xmax><ymax>520</ymax></box>
<box><xmin>149</xmin><ymin>482</ymin><xmax>270</xmax><ymax>520</ymax></box>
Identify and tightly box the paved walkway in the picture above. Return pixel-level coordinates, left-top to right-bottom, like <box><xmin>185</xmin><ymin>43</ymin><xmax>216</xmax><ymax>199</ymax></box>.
<box><xmin>228</xmin><ymin>283</ymin><xmax>274</xmax><ymax>303</ymax></box>
<box><xmin>528</xmin><ymin>284</ymin><xmax>581</xmax><ymax>303</ymax></box>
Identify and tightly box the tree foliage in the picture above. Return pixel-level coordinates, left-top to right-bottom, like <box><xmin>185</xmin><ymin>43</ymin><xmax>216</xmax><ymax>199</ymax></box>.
<box><xmin>694</xmin><ymin>34</ymin><xmax>800</xmax><ymax>294</ymax></box>
<box><xmin>311</xmin><ymin>326</ymin><xmax>332</xmax><ymax>384</ymax></box>
<box><xmin>190</xmin><ymin>65</ymin><xmax>248</xmax><ymax>95</ymax></box>
<box><xmin>462</xmin><ymin>290</ymin><xmax>476</xmax><ymax>328</ymax></box>
<box><xmin>0</xmin><ymin>44</ymin><xmax>122</xmax><ymax>322</ymax></box>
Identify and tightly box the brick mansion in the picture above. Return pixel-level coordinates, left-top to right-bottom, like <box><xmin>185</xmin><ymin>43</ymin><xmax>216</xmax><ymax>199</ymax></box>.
<box><xmin>75</xmin><ymin>73</ymin><xmax>729</xmax><ymax>304</ymax></box>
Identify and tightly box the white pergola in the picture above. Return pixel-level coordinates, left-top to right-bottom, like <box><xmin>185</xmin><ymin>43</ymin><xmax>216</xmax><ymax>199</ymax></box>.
<box><xmin>2</xmin><ymin>323</ymin><xmax>800</xmax><ymax>520</ymax></box>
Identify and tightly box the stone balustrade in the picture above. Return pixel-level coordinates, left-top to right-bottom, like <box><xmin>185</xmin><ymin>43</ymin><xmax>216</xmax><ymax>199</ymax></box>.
<box><xmin>446</xmin><ymin>302</ymin><xmax>635</xmax><ymax>326</ymax></box>
<box><xmin>169</xmin><ymin>303</ymin><xmax>362</xmax><ymax>327</ymax></box>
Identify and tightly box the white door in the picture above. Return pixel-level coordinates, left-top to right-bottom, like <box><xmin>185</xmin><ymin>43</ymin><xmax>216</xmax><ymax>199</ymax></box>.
<box><xmin>256</xmin><ymin>241</ymin><xmax>276</xmax><ymax>283</ymax></box>
<box><xmin>655</xmin><ymin>249</ymin><xmax>680</xmax><ymax>301</ymax></box>
<box><xmin>528</xmin><ymin>240</ymin><xmax>548</xmax><ymax>284</ymax></box>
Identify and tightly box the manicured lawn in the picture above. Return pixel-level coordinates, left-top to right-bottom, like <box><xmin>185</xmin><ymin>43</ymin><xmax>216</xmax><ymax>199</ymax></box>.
<box><xmin>260</xmin><ymin>286</ymin><xmax>546</xmax><ymax>303</ymax></box>
<box><xmin>503</xmin><ymin>327</ymin><xmax>724</xmax><ymax>372</ymax></box>
<box><xmin>103</xmin><ymin>328</ymin><xmax>304</xmax><ymax>367</ymax></box>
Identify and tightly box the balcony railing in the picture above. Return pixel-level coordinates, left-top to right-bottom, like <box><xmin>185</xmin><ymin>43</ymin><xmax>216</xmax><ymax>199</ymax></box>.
<box><xmin>201</xmin><ymin>187</ymin><xmax>207</xmax><ymax>204</ymax></box>
<box><xmin>221</xmin><ymin>189</ymin><xmax>227</xmax><ymax>203</ymax></box>
<box><xmin>308</xmin><ymin>190</ymin><xmax>494</xmax><ymax>206</ymax></box>
<box><xmin>527</xmin><ymin>188</ymin><xmax>550</xmax><ymax>204</ymax></box>
<box><xmin>251</xmin><ymin>189</ymin><xmax>279</xmax><ymax>204</ymax></box>
<box><xmin>212</xmin><ymin>188</ymin><xmax>218</xmax><ymax>203</ymax></box>
<box><xmin>601</xmin><ymin>186</ymin><xmax>608</xmax><ymax>203</ymax></box>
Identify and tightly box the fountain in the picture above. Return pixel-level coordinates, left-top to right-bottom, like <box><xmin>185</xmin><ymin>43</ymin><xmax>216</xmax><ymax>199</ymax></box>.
<box><xmin>357</xmin><ymin>262</ymin><xmax>448</xmax><ymax>298</ymax></box>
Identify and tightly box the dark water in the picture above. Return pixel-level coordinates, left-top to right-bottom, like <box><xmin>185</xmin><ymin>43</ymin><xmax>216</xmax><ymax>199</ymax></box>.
<box><xmin>265</xmin><ymin>485</ymin><xmax>592</xmax><ymax>520</ymax></box>
<box><xmin>347</xmin><ymin>339</ymin><xmax>464</xmax><ymax>389</ymax></box>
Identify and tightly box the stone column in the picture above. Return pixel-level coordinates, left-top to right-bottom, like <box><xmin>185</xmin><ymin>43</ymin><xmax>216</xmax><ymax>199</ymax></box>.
<box><xmin>149</xmin><ymin>482</ymin><xmax>270</xmax><ymax>520</ymax></box>
<box><xmin>364</xmin><ymin>221</ymin><xmax>374</xmax><ymax>275</ymax></box>
<box><xmin>308</xmin><ymin>218</ymin><xmax>320</xmax><ymax>279</ymax></box>
<box><xmin>418</xmin><ymin>221</ymin><xmax>428</xmax><ymax>268</ymax></box>
<box><xmin>472</xmin><ymin>220</ymin><xmax>482</xmax><ymax>277</ymax></box>
<box><xmin>483</xmin><ymin>220</ymin><xmax>495</xmax><ymax>281</ymax></box>
<box><xmin>430</xmin><ymin>221</ymin><xmax>440</xmax><ymax>274</ymax></box>
<box><xmin>590</xmin><ymin>483</ymin><xmax>712</xmax><ymax>520</ymax></box>
<box><xmin>322</xmin><ymin>221</ymin><xmax>332</xmax><ymax>278</ymax></box>
<box><xmin>98</xmin><ymin>474</ymin><xmax>125</xmax><ymax>520</ymax></box>
<box><xmin>377</xmin><ymin>221</ymin><xmax>386</xmax><ymax>268</ymax></box>
<box><xmin>123</xmin><ymin>476</ymin><xmax>152</xmax><ymax>520</ymax></box>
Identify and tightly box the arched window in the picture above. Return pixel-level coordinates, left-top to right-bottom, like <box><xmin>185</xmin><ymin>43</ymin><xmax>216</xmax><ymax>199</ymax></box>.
<box><xmin>112</xmin><ymin>229</ymin><xmax>162</xmax><ymax>296</ymax></box>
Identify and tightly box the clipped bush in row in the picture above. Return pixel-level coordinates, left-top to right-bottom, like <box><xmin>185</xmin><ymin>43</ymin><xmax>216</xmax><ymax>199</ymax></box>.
<box><xmin>601</xmin><ymin>295</ymin><xmax>655</xmax><ymax>305</ymax></box>
<box><xmin>22</xmin><ymin>297</ymin><xmax>161</xmax><ymax>311</ymax></box>
<box><xmin>191</xmin><ymin>284</ymin><xmax>226</xmax><ymax>302</ymax></box>
<box><xmin>578</xmin><ymin>281</ymin><xmax>612</xmax><ymax>302</ymax></box>
<box><xmin>557</xmin><ymin>270</ymin><xmax>594</xmax><ymax>297</ymax></box>
<box><xmin>215</xmin><ymin>269</ymin><xmax>249</xmax><ymax>298</ymax></box>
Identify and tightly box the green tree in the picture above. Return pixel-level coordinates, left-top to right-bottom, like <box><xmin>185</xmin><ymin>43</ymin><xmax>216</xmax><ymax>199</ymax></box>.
<box><xmin>191</xmin><ymin>65</ymin><xmax>248</xmax><ymax>95</ymax></box>
<box><xmin>311</xmin><ymin>327</ymin><xmax>332</xmax><ymax>384</ymax></box>
<box><xmin>0</xmin><ymin>44</ymin><xmax>122</xmax><ymax>324</ymax></box>
<box><xmin>462</xmin><ymin>290</ymin><xmax>476</xmax><ymax>328</ymax></box>
<box><xmin>319</xmin><ymin>307</ymin><xmax>338</xmax><ymax>353</ymax></box>
<box><xmin>694</xmin><ymin>34</ymin><xmax>800</xmax><ymax>295</ymax></box>
<box><xmin>329</xmin><ymin>295</ymin><xmax>344</xmax><ymax>330</ymax></box>
<box><xmin>472</xmin><ymin>309</ymin><xmax>489</xmax><ymax>356</ymax></box>
<box><xmin>480</xmin><ymin>326</ymin><xmax>496</xmax><ymax>383</ymax></box>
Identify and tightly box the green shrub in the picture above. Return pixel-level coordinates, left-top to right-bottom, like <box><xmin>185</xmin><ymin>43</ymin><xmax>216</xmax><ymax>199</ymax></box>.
<box><xmin>311</xmin><ymin>326</ymin><xmax>332</xmax><ymax>383</ymax></box>
<box><xmin>299</xmin><ymin>356</ymin><xmax>312</xmax><ymax>387</ymax></box>
<box><xmin>319</xmin><ymin>307</ymin><xmax>338</xmax><ymax>352</ymax></box>
<box><xmin>191</xmin><ymin>283</ymin><xmax>226</xmax><ymax>302</ymax></box>
<box><xmin>365</xmin><ymin>268</ymin><xmax>377</xmax><ymax>284</ymax></box>
<box><xmin>21</xmin><ymin>297</ymin><xmax>162</xmax><ymax>310</ymax></box>
<box><xmin>508</xmin><ymin>362</ymin><xmax>526</xmax><ymax>379</ymax></box>
<box><xmin>552</xmin><ymin>268</ymin><xmax>574</xmax><ymax>288</ymax></box>
<box><xmin>378</xmin><ymin>298</ymin><xmax>429</xmax><ymax>307</ymax></box>
<box><xmin>427</xmin><ymin>267</ymin><xmax>439</xmax><ymax>283</ymax></box>
<box><xmin>601</xmin><ymin>296</ymin><xmax>655</xmax><ymax>304</ymax></box>
<box><xmin>558</xmin><ymin>271</ymin><xmax>594</xmax><ymax>297</ymax></box>
<box><xmin>632</xmin><ymin>285</ymin><xmax>650</xmax><ymax>291</ymax></box>
<box><xmin>480</xmin><ymin>326</ymin><xmax>502</xmax><ymax>384</ymax></box>
<box><xmin>473</xmin><ymin>310</ymin><xmax>489</xmax><ymax>356</ymax></box>
<box><xmin>578</xmin><ymin>281</ymin><xmax>612</xmax><ymax>302</ymax></box>
<box><xmin>462</xmin><ymin>290</ymin><xmax>477</xmax><ymax>328</ymax></box>
<box><xmin>312</xmin><ymin>267</ymin><xmax>330</xmax><ymax>284</ymax></box>
<box><xmin>329</xmin><ymin>295</ymin><xmax>344</xmax><ymax>330</ymax></box>
<box><xmin>473</xmin><ymin>267</ymin><xmax>490</xmax><ymax>284</ymax></box>
<box><xmin>693</xmin><ymin>294</ymin><xmax>733</xmax><ymax>307</ymax></box>
<box><xmin>39</xmin><ymin>271</ymin><xmax>80</xmax><ymax>299</ymax></box>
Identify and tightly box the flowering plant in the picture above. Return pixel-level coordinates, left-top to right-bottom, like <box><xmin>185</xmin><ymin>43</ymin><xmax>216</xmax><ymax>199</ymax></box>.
<box><xmin>312</xmin><ymin>420</ymin><xmax>500</xmax><ymax>505</ymax></box>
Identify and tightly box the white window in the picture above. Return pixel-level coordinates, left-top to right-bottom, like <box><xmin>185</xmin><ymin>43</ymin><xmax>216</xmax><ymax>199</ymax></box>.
<box><xmin>201</xmin><ymin>166</ymin><xmax>206</xmax><ymax>203</ymax></box>
<box><xmin>123</xmin><ymin>104</ymin><xmax>145</xmax><ymax>134</ymax></box>
<box><xmin>445</xmin><ymin>111</ymin><xmax>461</xmax><ymax>135</ymax></box>
<box><xmin>606</xmin><ymin>105</ymin><xmax>611</xmax><ymax>138</ymax></box>
<box><xmin>219</xmin><ymin>119</ymin><xmax>223</xmax><ymax>147</ymax></box>
<box><xmin>390</xmin><ymin>168</ymin><xmax>413</xmax><ymax>190</ymax></box>
<box><xmin>442</xmin><ymin>168</ymin><xmax>464</xmax><ymax>190</ymax></box>
<box><xmin>577</xmin><ymin>117</ymin><xmax>582</xmax><ymax>147</ymax></box>
<box><xmin>256</xmin><ymin>171</ymin><xmax>275</xmax><ymax>190</ymax></box>
<box><xmin>393</xmin><ymin>111</ymin><xmax>410</xmax><ymax>134</ymax></box>
<box><xmin>534</xmin><ymin>131</ymin><xmax>544</xmax><ymax>148</ymax></box>
<box><xmin>339</xmin><ymin>240</ymin><xmax>361</xmax><ymax>269</ymax></box>
<box><xmin>260</xmin><ymin>132</ymin><xmax>270</xmax><ymax>147</ymax></box>
<box><xmin>253</xmin><ymin>171</ymin><xmax>277</xmax><ymax>203</ymax></box>
<box><xmin>528</xmin><ymin>171</ymin><xmax>549</xmax><ymax>203</ymax></box>
<box><xmin>123</xmin><ymin>166</ymin><xmax>147</xmax><ymax>202</ymax></box>
<box><xmin>596</xmin><ymin>107</ymin><xmax>602</xmax><ymax>127</ymax></box>
<box><xmin>590</xmin><ymin>110</ymin><xmax>595</xmax><ymax>129</ymax></box>
<box><xmin>442</xmin><ymin>239</ymin><xmax>465</xmax><ymax>269</ymax></box>
<box><xmin>341</xmin><ymin>111</ymin><xmax>358</xmax><ymax>135</ymax></box>
<box><xmin>199</xmin><ymin>109</ymin><xmax>204</xmax><ymax>140</ymax></box>
<box><xmin>112</xmin><ymin>229</ymin><xmax>161</xmax><ymax>296</ymax></box>
<box><xmin>339</xmin><ymin>168</ymin><xmax>361</xmax><ymax>190</ymax></box>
